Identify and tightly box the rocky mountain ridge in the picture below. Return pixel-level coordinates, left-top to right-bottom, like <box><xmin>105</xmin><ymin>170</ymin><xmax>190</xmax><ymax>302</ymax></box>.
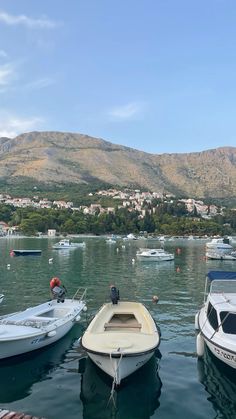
<box><xmin>0</xmin><ymin>131</ymin><xmax>235</xmax><ymax>198</ymax></box>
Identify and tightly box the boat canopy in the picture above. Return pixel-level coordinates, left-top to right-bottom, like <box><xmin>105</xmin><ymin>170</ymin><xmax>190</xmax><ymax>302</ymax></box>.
<box><xmin>207</xmin><ymin>271</ymin><xmax>236</xmax><ymax>281</ymax></box>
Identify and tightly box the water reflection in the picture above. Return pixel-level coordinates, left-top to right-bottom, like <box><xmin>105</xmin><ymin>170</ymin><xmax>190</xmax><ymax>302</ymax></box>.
<box><xmin>0</xmin><ymin>329</ymin><xmax>78</xmax><ymax>403</ymax></box>
<box><xmin>79</xmin><ymin>355</ymin><xmax>162</xmax><ymax>419</ymax></box>
<box><xmin>198</xmin><ymin>348</ymin><xmax>236</xmax><ymax>419</ymax></box>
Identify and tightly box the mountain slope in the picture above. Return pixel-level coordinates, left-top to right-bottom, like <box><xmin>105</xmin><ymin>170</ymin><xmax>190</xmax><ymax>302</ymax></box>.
<box><xmin>0</xmin><ymin>131</ymin><xmax>235</xmax><ymax>198</ymax></box>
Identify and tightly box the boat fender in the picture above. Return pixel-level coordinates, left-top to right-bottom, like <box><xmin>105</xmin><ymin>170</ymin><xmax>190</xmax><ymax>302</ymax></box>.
<box><xmin>75</xmin><ymin>315</ymin><xmax>81</xmax><ymax>322</ymax></box>
<box><xmin>47</xmin><ymin>330</ymin><xmax>56</xmax><ymax>337</ymax></box>
<box><xmin>196</xmin><ymin>333</ymin><xmax>205</xmax><ymax>357</ymax></box>
<box><xmin>83</xmin><ymin>306</ymin><xmax>87</xmax><ymax>312</ymax></box>
<box><xmin>194</xmin><ymin>313</ymin><xmax>199</xmax><ymax>330</ymax></box>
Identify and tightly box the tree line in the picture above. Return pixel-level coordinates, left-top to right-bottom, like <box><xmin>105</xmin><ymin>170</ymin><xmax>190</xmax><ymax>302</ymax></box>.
<box><xmin>0</xmin><ymin>201</ymin><xmax>236</xmax><ymax>236</ymax></box>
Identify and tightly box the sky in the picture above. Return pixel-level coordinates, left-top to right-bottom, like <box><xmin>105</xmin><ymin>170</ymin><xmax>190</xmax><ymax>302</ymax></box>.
<box><xmin>0</xmin><ymin>0</ymin><xmax>236</xmax><ymax>154</ymax></box>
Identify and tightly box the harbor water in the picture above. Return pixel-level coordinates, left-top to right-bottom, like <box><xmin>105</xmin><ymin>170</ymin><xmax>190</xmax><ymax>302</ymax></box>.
<box><xmin>0</xmin><ymin>236</ymin><xmax>236</xmax><ymax>419</ymax></box>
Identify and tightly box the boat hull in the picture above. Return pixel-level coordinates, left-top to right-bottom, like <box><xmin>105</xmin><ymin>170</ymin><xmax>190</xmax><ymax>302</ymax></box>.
<box><xmin>204</xmin><ymin>338</ymin><xmax>236</xmax><ymax>369</ymax></box>
<box><xmin>0</xmin><ymin>318</ymin><xmax>75</xmax><ymax>360</ymax></box>
<box><xmin>87</xmin><ymin>350</ymin><xmax>155</xmax><ymax>385</ymax></box>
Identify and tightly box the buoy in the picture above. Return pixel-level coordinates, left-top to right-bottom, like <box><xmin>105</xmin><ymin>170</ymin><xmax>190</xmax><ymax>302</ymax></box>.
<box><xmin>196</xmin><ymin>333</ymin><xmax>205</xmax><ymax>357</ymax></box>
<box><xmin>176</xmin><ymin>267</ymin><xmax>181</xmax><ymax>273</ymax></box>
<box><xmin>7</xmin><ymin>264</ymin><xmax>10</xmax><ymax>269</ymax></box>
<box><xmin>176</xmin><ymin>248</ymin><xmax>181</xmax><ymax>254</ymax></box>
<box><xmin>83</xmin><ymin>305</ymin><xmax>87</xmax><ymax>312</ymax></box>
<box><xmin>152</xmin><ymin>295</ymin><xmax>159</xmax><ymax>303</ymax></box>
<box><xmin>47</xmin><ymin>330</ymin><xmax>56</xmax><ymax>337</ymax></box>
<box><xmin>195</xmin><ymin>313</ymin><xmax>199</xmax><ymax>330</ymax></box>
<box><xmin>10</xmin><ymin>250</ymin><xmax>15</xmax><ymax>257</ymax></box>
<box><xmin>132</xmin><ymin>258</ymin><xmax>135</xmax><ymax>264</ymax></box>
<box><xmin>116</xmin><ymin>248</ymin><xmax>119</xmax><ymax>252</ymax></box>
<box><xmin>49</xmin><ymin>258</ymin><xmax>53</xmax><ymax>263</ymax></box>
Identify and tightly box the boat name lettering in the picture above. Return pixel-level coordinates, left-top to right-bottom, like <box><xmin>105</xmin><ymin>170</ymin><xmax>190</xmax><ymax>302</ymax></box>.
<box><xmin>31</xmin><ymin>337</ymin><xmax>45</xmax><ymax>345</ymax></box>
<box><xmin>214</xmin><ymin>347</ymin><xmax>236</xmax><ymax>362</ymax></box>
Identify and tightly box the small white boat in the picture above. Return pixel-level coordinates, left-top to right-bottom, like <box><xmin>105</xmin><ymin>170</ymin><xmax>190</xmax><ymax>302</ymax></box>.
<box><xmin>81</xmin><ymin>293</ymin><xmax>160</xmax><ymax>386</ymax></box>
<box><xmin>206</xmin><ymin>250</ymin><xmax>236</xmax><ymax>260</ymax></box>
<box><xmin>53</xmin><ymin>239</ymin><xmax>86</xmax><ymax>249</ymax></box>
<box><xmin>206</xmin><ymin>238</ymin><xmax>233</xmax><ymax>252</ymax></box>
<box><xmin>106</xmin><ymin>238</ymin><xmax>116</xmax><ymax>244</ymax></box>
<box><xmin>0</xmin><ymin>294</ymin><xmax>4</xmax><ymax>304</ymax></box>
<box><xmin>195</xmin><ymin>271</ymin><xmax>236</xmax><ymax>369</ymax></box>
<box><xmin>0</xmin><ymin>287</ymin><xmax>87</xmax><ymax>360</ymax></box>
<box><xmin>136</xmin><ymin>248</ymin><xmax>174</xmax><ymax>262</ymax></box>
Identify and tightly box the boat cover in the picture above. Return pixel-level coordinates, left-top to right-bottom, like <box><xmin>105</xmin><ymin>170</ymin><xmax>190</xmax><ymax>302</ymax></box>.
<box><xmin>207</xmin><ymin>271</ymin><xmax>236</xmax><ymax>281</ymax></box>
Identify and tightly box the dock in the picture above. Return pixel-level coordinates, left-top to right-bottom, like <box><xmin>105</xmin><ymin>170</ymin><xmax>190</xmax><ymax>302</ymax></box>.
<box><xmin>0</xmin><ymin>409</ymin><xmax>46</xmax><ymax>418</ymax></box>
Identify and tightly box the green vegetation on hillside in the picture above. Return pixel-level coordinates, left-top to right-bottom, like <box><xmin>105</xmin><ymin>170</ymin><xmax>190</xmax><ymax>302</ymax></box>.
<box><xmin>1</xmin><ymin>202</ymin><xmax>235</xmax><ymax>236</ymax></box>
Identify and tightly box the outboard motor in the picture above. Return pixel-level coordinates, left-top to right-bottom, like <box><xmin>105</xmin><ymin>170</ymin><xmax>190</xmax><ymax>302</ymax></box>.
<box><xmin>110</xmin><ymin>285</ymin><xmax>119</xmax><ymax>304</ymax></box>
<box><xmin>52</xmin><ymin>285</ymin><xmax>66</xmax><ymax>303</ymax></box>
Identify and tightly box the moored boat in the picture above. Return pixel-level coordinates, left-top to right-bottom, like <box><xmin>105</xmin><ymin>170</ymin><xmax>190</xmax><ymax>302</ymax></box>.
<box><xmin>206</xmin><ymin>238</ymin><xmax>233</xmax><ymax>252</ymax></box>
<box><xmin>0</xmin><ymin>287</ymin><xmax>87</xmax><ymax>360</ymax></box>
<box><xmin>81</xmin><ymin>287</ymin><xmax>161</xmax><ymax>385</ymax></box>
<box><xmin>195</xmin><ymin>271</ymin><xmax>236</xmax><ymax>369</ymax></box>
<box><xmin>53</xmin><ymin>239</ymin><xmax>86</xmax><ymax>249</ymax></box>
<box><xmin>206</xmin><ymin>250</ymin><xmax>236</xmax><ymax>260</ymax></box>
<box><xmin>136</xmin><ymin>248</ymin><xmax>174</xmax><ymax>262</ymax></box>
<box><xmin>10</xmin><ymin>249</ymin><xmax>42</xmax><ymax>256</ymax></box>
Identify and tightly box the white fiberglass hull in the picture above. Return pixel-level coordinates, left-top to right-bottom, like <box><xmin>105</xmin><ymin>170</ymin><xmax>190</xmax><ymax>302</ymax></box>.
<box><xmin>88</xmin><ymin>350</ymin><xmax>155</xmax><ymax>385</ymax></box>
<box><xmin>81</xmin><ymin>300</ymin><xmax>160</xmax><ymax>385</ymax></box>
<box><xmin>196</xmin><ymin>309</ymin><xmax>236</xmax><ymax>369</ymax></box>
<box><xmin>0</xmin><ymin>295</ymin><xmax>86</xmax><ymax>360</ymax></box>
<box><xmin>0</xmin><ymin>319</ymin><xmax>74</xmax><ymax>360</ymax></box>
<box><xmin>137</xmin><ymin>255</ymin><xmax>174</xmax><ymax>261</ymax></box>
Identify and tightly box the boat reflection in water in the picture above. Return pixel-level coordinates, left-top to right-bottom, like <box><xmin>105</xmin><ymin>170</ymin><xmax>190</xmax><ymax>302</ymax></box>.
<box><xmin>198</xmin><ymin>347</ymin><xmax>236</xmax><ymax>419</ymax></box>
<box><xmin>79</xmin><ymin>353</ymin><xmax>162</xmax><ymax>419</ymax></box>
<box><xmin>0</xmin><ymin>328</ymin><xmax>79</xmax><ymax>403</ymax></box>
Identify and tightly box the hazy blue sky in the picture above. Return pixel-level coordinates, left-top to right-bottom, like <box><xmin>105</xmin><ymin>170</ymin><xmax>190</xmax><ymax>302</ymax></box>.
<box><xmin>0</xmin><ymin>1</ymin><xmax>235</xmax><ymax>154</ymax></box>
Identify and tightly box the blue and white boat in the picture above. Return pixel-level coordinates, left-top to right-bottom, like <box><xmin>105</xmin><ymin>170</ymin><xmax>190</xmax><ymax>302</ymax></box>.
<box><xmin>195</xmin><ymin>271</ymin><xmax>236</xmax><ymax>369</ymax></box>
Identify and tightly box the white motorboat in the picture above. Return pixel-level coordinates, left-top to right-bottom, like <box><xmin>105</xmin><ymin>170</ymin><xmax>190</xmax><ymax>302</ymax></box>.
<box><xmin>106</xmin><ymin>238</ymin><xmax>116</xmax><ymax>244</ymax></box>
<box><xmin>195</xmin><ymin>271</ymin><xmax>236</xmax><ymax>369</ymax></box>
<box><xmin>53</xmin><ymin>239</ymin><xmax>86</xmax><ymax>249</ymax></box>
<box><xmin>136</xmin><ymin>248</ymin><xmax>174</xmax><ymax>262</ymax></box>
<box><xmin>0</xmin><ymin>294</ymin><xmax>4</xmax><ymax>304</ymax></box>
<box><xmin>206</xmin><ymin>238</ymin><xmax>233</xmax><ymax>252</ymax></box>
<box><xmin>81</xmin><ymin>293</ymin><xmax>160</xmax><ymax>386</ymax></box>
<box><xmin>206</xmin><ymin>250</ymin><xmax>236</xmax><ymax>260</ymax></box>
<box><xmin>0</xmin><ymin>287</ymin><xmax>87</xmax><ymax>360</ymax></box>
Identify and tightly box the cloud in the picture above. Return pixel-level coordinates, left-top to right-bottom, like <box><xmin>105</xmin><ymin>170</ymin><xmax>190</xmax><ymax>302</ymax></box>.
<box><xmin>108</xmin><ymin>102</ymin><xmax>145</xmax><ymax>120</ymax></box>
<box><xmin>0</xmin><ymin>63</ymin><xmax>14</xmax><ymax>85</ymax></box>
<box><xmin>0</xmin><ymin>114</ymin><xmax>44</xmax><ymax>137</ymax></box>
<box><xmin>24</xmin><ymin>77</ymin><xmax>55</xmax><ymax>90</ymax></box>
<box><xmin>0</xmin><ymin>11</ymin><xmax>58</xmax><ymax>29</ymax></box>
<box><xmin>0</xmin><ymin>49</ymin><xmax>7</xmax><ymax>58</ymax></box>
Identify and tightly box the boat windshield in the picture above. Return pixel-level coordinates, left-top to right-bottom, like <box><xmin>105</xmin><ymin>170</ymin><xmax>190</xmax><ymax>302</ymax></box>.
<box><xmin>210</xmin><ymin>280</ymin><xmax>236</xmax><ymax>294</ymax></box>
<box><xmin>220</xmin><ymin>311</ymin><xmax>236</xmax><ymax>334</ymax></box>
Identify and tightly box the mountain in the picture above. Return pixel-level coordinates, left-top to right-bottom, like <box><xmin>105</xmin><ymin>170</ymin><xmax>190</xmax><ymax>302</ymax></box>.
<box><xmin>0</xmin><ymin>131</ymin><xmax>235</xmax><ymax>198</ymax></box>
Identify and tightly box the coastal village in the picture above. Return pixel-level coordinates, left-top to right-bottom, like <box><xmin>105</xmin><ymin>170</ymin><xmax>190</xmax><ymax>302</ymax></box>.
<box><xmin>0</xmin><ymin>188</ymin><xmax>220</xmax><ymax>235</ymax></box>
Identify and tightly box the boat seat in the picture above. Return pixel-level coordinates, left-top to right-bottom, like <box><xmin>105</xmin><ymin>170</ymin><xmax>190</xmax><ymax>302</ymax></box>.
<box><xmin>104</xmin><ymin>322</ymin><xmax>142</xmax><ymax>330</ymax></box>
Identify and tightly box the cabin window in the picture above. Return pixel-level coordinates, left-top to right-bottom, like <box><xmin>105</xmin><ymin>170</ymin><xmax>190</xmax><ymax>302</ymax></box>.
<box><xmin>220</xmin><ymin>312</ymin><xmax>236</xmax><ymax>334</ymax></box>
<box><xmin>207</xmin><ymin>302</ymin><xmax>218</xmax><ymax>330</ymax></box>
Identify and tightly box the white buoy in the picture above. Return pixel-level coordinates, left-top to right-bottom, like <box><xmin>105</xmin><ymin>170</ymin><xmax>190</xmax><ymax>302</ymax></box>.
<box><xmin>132</xmin><ymin>258</ymin><xmax>135</xmax><ymax>264</ymax></box>
<box><xmin>83</xmin><ymin>306</ymin><xmax>87</xmax><ymax>312</ymax></box>
<box><xmin>196</xmin><ymin>333</ymin><xmax>205</xmax><ymax>357</ymax></box>
<box><xmin>49</xmin><ymin>258</ymin><xmax>53</xmax><ymax>264</ymax></box>
<box><xmin>75</xmin><ymin>315</ymin><xmax>81</xmax><ymax>322</ymax></box>
<box><xmin>7</xmin><ymin>264</ymin><xmax>10</xmax><ymax>269</ymax></box>
<box><xmin>195</xmin><ymin>313</ymin><xmax>199</xmax><ymax>330</ymax></box>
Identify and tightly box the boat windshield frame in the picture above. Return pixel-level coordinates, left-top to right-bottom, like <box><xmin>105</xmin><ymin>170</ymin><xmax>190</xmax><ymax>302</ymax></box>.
<box><xmin>204</xmin><ymin>271</ymin><xmax>236</xmax><ymax>302</ymax></box>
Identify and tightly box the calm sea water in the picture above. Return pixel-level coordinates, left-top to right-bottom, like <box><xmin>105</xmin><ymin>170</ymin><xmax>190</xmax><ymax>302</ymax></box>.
<box><xmin>0</xmin><ymin>236</ymin><xmax>236</xmax><ymax>419</ymax></box>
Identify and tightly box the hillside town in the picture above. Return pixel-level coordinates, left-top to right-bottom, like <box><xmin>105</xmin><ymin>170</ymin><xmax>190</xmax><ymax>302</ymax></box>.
<box><xmin>0</xmin><ymin>189</ymin><xmax>220</xmax><ymax>219</ymax></box>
